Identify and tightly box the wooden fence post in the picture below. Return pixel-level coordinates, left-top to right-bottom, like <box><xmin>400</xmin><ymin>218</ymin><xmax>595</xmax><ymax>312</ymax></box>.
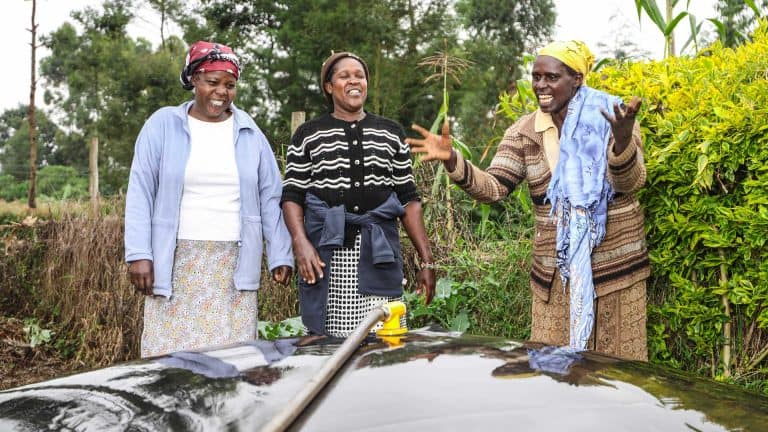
<box><xmin>291</xmin><ymin>111</ymin><xmax>306</xmax><ymax>136</ymax></box>
<box><xmin>89</xmin><ymin>136</ymin><xmax>99</xmax><ymax>214</ymax></box>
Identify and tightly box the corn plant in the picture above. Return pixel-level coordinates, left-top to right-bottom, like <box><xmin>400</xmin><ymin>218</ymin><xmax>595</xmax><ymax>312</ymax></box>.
<box><xmin>415</xmin><ymin>48</ymin><xmax>472</xmax><ymax>238</ymax></box>
<box><xmin>634</xmin><ymin>0</ymin><xmax>690</xmax><ymax>57</ymax></box>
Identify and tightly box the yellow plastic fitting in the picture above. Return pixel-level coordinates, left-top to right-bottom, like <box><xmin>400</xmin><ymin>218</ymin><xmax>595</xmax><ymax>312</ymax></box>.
<box><xmin>376</xmin><ymin>301</ymin><xmax>408</xmax><ymax>336</ymax></box>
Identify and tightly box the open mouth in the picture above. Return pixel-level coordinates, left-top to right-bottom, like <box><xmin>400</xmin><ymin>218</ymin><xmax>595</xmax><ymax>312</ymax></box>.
<box><xmin>538</xmin><ymin>95</ymin><xmax>553</xmax><ymax>104</ymax></box>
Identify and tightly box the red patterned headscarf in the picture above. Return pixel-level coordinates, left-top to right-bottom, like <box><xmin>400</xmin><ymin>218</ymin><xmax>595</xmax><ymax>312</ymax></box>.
<box><xmin>180</xmin><ymin>41</ymin><xmax>241</xmax><ymax>90</ymax></box>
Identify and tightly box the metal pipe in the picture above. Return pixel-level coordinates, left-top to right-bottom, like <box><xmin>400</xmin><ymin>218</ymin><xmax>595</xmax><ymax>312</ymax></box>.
<box><xmin>260</xmin><ymin>304</ymin><xmax>391</xmax><ymax>432</ymax></box>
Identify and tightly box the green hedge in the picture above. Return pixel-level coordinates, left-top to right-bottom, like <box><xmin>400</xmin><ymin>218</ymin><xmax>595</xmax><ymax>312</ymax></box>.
<box><xmin>592</xmin><ymin>22</ymin><xmax>768</xmax><ymax>392</ymax></box>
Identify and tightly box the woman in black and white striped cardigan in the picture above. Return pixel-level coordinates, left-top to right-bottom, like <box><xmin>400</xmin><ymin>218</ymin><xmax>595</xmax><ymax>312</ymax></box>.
<box><xmin>281</xmin><ymin>52</ymin><xmax>435</xmax><ymax>337</ymax></box>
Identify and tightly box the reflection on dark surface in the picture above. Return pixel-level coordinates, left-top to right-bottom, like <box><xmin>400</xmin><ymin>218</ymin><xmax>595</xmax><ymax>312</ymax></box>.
<box><xmin>157</xmin><ymin>351</ymin><xmax>240</xmax><ymax>378</ymax></box>
<box><xmin>600</xmin><ymin>361</ymin><xmax>768</xmax><ymax>431</ymax></box>
<box><xmin>0</xmin><ymin>339</ymin><xmax>308</xmax><ymax>431</ymax></box>
<box><xmin>526</xmin><ymin>346</ymin><xmax>581</xmax><ymax>375</ymax></box>
<box><xmin>313</xmin><ymin>332</ymin><xmax>768</xmax><ymax>431</ymax></box>
<box><xmin>358</xmin><ymin>333</ymin><xmax>613</xmax><ymax>387</ymax></box>
<box><xmin>243</xmin><ymin>365</ymin><xmax>288</xmax><ymax>386</ymax></box>
<box><xmin>1</xmin><ymin>330</ymin><xmax>767</xmax><ymax>431</ymax></box>
<box><xmin>0</xmin><ymin>369</ymin><xmax>236</xmax><ymax>431</ymax></box>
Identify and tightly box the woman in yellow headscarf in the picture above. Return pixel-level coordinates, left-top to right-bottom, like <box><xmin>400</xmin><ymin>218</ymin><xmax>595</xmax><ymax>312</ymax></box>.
<box><xmin>407</xmin><ymin>40</ymin><xmax>649</xmax><ymax>361</ymax></box>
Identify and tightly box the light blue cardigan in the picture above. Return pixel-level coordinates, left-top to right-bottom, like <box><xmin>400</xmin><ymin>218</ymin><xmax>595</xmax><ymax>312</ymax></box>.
<box><xmin>124</xmin><ymin>100</ymin><xmax>293</xmax><ymax>297</ymax></box>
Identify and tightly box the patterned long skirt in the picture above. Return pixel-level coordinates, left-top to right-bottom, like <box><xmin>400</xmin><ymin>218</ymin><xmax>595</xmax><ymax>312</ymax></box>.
<box><xmin>325</xmin><ymin>235</ymin><xmax>405</xmax><ymax>337</ymax></box>
<box><xmin>529</xmin><ymin>276</ymin><xmax>648</xmax><ymax>361</ymax></box>
<box><xmin>140</xmin><ymin>240</ymin><xmax>258</xmax><ymax>358</ymax></box>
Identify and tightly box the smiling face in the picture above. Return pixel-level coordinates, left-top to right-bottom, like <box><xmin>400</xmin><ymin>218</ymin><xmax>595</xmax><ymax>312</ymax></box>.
<box><xmin>531</xmin><ymin>55</ymin><xmax>583</xmax><ymax>124</ymax></box>
<box><xmin>189</xmin><ymin>70</ymin><xmax>238</xmax><ymax>122</ymax></box>
<box><xmin>324</xmin><ymin>57</ymin><xmax>368</xmax><ymax>120</ymax></box>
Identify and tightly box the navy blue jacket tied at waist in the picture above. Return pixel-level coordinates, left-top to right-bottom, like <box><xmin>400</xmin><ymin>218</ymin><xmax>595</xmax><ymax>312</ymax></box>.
<box><xmin>299</xmin><ymin>192</ymin><xmax>406</xmax><ymax>335</ymax></box>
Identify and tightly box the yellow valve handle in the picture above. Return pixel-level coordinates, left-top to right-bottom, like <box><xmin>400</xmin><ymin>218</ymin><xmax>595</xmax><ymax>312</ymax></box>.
<box><xmin>376</xmin><ymin>301</ymin><xmax>408</xmax><ymax>336</ymax></box>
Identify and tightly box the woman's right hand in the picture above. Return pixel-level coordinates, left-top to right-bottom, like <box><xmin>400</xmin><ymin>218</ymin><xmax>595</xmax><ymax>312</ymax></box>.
<box><xmin>128</xmin><ymin>259</ymin><xmax>154</xmax><ymax>295</ymax></box>
<box><xmin>405</xmin><ymin>120</ymin><xmax>454</xmax><ymax>162</ymax></box>
<box><xmin>293</xmin><ymin>237</ymin><xmax>325</xmax><ymax>285</ymax></box>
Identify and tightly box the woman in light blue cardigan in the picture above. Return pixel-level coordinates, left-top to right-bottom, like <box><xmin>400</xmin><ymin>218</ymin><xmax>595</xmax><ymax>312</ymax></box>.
<box><xmin>124</xmin><ymin>41</ymin><xmax>293</xmax><ymax>357</ymax></box>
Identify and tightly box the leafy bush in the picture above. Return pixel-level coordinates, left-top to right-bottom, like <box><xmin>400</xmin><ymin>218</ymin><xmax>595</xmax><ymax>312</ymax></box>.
<box><xmin>0</xmin><ymin>165</ymin><xmax>87</xmax><ymax>202</ymax></box>
<box><xmin>407</xmin><ymin>182</ymin><xmax>534</xmax><ymax>339</ymax></box>
<box><xmin>591</xmin><ymin>22</ymin><xmax>768</xmax><ymax>388</ymax></box>
<box><xmin>36</xmin><ymin>165</ymin><xmax>88</xmax><ymax>200</ymax></box>
<box><xmin>258</xmin><ymin>317</ymin><xmax>306</xmax><ymax>340</ymax></box>
<box><xmin>0</xmin><ymin>174</ymin><xmax>28</xmax><ymax>202</ymax></box>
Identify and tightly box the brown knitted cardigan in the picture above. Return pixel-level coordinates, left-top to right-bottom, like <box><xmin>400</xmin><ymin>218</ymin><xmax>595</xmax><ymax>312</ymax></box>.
<box><xmin>447</xmin><ymin>111</ymin><xmax>650</xmax><ymax>301</ymax></box>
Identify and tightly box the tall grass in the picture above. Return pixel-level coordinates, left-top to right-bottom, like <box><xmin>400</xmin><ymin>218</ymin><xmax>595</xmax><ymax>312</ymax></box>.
<box><xmin>0</xmin><ymin>198</ymin><xmax>299</xmax><ymax>368</ymax></box>
<box><xmin>405</xmin><ymin>157</ymin><xmax>534</xmax><ymax>338</ymax></box>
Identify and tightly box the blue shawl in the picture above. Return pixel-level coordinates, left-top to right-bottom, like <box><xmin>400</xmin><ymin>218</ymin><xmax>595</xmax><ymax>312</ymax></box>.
<box><xmin>545</xmin><ymin>85</ymin><xmax>621</xmax><ymax>351</ymax></box>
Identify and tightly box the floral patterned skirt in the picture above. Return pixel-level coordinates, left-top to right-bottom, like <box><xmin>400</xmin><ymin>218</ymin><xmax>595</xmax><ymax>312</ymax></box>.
<box><xmin>530</xmin><ymin>277</ymin><xmax>648</xmax><ymax>361</ymax></box>
<box><xmin>140</xmin><ymin>240</ymin><xmax>258</xmax><ymax>358</ymax></box>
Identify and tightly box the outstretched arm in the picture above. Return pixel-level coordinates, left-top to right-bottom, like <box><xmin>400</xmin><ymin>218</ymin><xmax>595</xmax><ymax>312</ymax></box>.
<box><xmin>408</xmin><ymin>119</ymin><xmax>523</xmax><ymax>203</ymax></box>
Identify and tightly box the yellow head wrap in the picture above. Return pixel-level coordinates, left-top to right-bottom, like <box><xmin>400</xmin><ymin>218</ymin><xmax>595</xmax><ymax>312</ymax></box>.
<box><xmin>538</xmin><ymin>40</ymin><xmax>595</xmax><ymax>77</ymax></box>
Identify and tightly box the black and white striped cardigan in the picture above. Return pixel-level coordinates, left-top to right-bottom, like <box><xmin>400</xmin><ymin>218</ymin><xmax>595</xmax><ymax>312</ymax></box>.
<box><xmin>281</xmin><ymin>112</ymin><xmax>420</xmax><ymax>245</ymax></box>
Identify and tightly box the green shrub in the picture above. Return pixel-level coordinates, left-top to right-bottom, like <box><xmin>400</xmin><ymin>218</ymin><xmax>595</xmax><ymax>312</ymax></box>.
<box><xmin>36</xmin><ymin>165</ymin><xmax>88</xmax><ymax>200</ymax></box>
<box><xmin>0</xmin><ymin>174</ymin><xmax>29</xmax><ymax>202</ymax></box>
<box><xmin>590</xmin><ymin>22</ymin><xmax>768</xmax><ymax>390</ymax></box>
<box><xmin>0</xmin><ymin>165</ymin><xmax>88</xmax><ymax>202</ymax></box>
<box><xmin>407</xmin><ymin>184</ymin><xmax>533</xmax><ymax>339</ymax></box>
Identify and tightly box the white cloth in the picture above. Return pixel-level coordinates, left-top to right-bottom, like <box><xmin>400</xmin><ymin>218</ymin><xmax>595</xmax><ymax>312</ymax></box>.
<box><xmin>178</xmin><ymin>115</ymin><xmax>241</xmax><ymax>241</ymax></box>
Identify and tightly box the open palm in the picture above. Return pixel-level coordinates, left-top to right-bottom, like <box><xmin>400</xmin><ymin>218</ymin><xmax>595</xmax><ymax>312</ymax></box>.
<box><xmin>406</xmin><ymin>121</ymin><xmax>453</xmax><ymax>161</ymax></box>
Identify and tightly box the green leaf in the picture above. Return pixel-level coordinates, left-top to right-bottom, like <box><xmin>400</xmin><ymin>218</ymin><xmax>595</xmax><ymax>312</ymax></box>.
<box><xmin>449</xmin><ymin>311</ymin><xmax>470</xmax><ymax>332</ymax></box>
<box><xmin>436</xmin><ymin>277</ymin><xmax>453</xmax><ymax>299</ymax></box>
<box><xmin>745</xmin><ymin>0</ymin><xmax>761</xmax><ymax>18</ymax></box>
<box><xmin>663</xmin><ymin>12</ymin><xmax>689</xmax><ymax>37</ymax></box>
<box><xmin>707</xmin><ymin>18</ymin><xmax>727</xmax><ymax>42</ymax></box>
<box><xmin>637</xmin><ymin>0</ymin><xmax>667</xmax><ymax>33</ymax></box>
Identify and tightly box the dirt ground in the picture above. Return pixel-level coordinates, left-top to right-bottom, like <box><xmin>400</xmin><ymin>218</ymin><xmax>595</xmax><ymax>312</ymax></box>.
<box><xmin>0</xmin><ymin>316</ymin><xmax>85</xmax><ymax>391</ymax></box>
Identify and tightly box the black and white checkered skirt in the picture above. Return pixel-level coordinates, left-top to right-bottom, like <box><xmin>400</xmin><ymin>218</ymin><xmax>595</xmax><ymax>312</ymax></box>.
<box><xmin>325</xmin><ymin>234</ymin><xmax>406</xmax><ymax>337</ymax></box>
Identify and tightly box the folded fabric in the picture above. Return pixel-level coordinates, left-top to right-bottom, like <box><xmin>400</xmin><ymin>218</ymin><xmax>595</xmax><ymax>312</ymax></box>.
<box><xmin>545</xmin><ymin>85</ymin><xmax>622</xmax><ymax>350</ymax></box>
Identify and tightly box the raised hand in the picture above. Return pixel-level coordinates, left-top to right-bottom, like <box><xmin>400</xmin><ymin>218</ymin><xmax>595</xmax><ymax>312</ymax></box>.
<box><xmin>601</xmin><ymin>96</ymin><xmax>642</xmax><ymax>155</ymax></box>
<box><xmin>405</xmin><ymin>120</ymin><xmax>454</xmax><ymax>162</ymax></box>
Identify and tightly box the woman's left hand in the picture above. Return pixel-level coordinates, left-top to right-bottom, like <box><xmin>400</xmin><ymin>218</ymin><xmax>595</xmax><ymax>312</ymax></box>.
<box><xmin>416</xmin><ymin>268</ymin><xmax>436</xmax><ymax>305</ymax></box>
<box><xmin>601</xmin><ymin>96</ymin><xmax>642</xmax><ymax>155</ymax></box>
<box><xmin>272</xmin><ymin>265</ymin><xmax>293</xmax><ymax>286</ymax></box>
